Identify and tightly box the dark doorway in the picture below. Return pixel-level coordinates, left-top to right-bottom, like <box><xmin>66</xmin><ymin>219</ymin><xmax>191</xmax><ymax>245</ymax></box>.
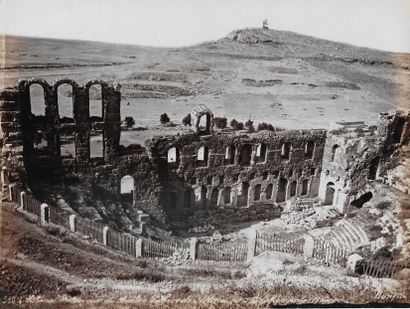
<box><xmin>290</xmin><ymin>181</ymin><xmax>297</xmax><ymax>197</ymax></box>
<box><xmin>266</xmin><ymin>184</ymin><xmax>273</xmax><ymax>200</ymax></box>
<box><xmin>276</xmin><ymin>178</ymin><xmax>287</xmax><ymax>203</ymax></box>
<box><xmin>240</xmin><ymin>144</ymin><xmax>252</xmax><ymax>166</ymax></box>
<box><xmin>201</xmin><ymin>186</ymin><xmax>207</xmax><ymax>207</ymax></box>
<box><xmin>211</xmin><ymin>187</ymin><xmax>218</xmax><ymax>206</ymax></box>
<box><xmin>238</xmin><ymin>182</ymin><xmax>250</xmax><ymax>207</ymax></box>
<box><xmin>224</xmin><ymin>187</ymin><xmax>231</xmax><ymax>204</ymax></box>
<box><xmin>324</xmin><ymin>182</ymin><xmax>335</xmax><ymax>205</ymax></box>
<box><xmin>301</xmin><ymin>179</ymin><xmax>309</xmax><ymax>196</ymax></box>
<box><xmin>166</xmin><ymin>192</ymin><xmax>177</xmax><ymax>209</ymax></box>
<box><xmin>184</xmin><ymin>190</ymin><xmax>192</xmax><ymax>208</ymax></box>
<box><xmin>254</xmin><ymin>184</ymin><xmax>261</xmax><ymax>201</ymax></box>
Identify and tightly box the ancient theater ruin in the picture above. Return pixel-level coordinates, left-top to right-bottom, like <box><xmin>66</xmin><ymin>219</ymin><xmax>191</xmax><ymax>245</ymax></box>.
<box><xmin>1</xmin><ymin>77</ymin><xmax>409</xmax><ymax>270</ymax></box>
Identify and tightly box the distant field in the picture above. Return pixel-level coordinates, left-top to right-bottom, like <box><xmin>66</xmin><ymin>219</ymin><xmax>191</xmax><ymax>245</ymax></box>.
<box><xmin>2</xmin><ymin>29</ymin><xmax>409</xmax><ymax>148</ymax></box>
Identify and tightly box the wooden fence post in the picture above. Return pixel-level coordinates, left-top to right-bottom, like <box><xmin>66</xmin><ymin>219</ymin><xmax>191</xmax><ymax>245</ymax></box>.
<box><xmin>103</xmin><ymin>226</ymin><xmax>109</xmax><ymax>246</ymax></box>
<box><xmin>136</xmin><ymin>238</ymin><xmax>143</xmax><ymax>257</ymax></box>
<box><xmin>246</xmin><ymin>229</ymin><xmax>257</xmax><ymax>262</ymax></box>
<box><xmin>20</xmin><ymin>191</ymin><xmax>26</xmax><ymax>210</ymax></box>
<box><xmin>69</xmin><ymin>214</ymin><xmax>76</xmax><ymax>232</ymax></box>
<box><xmin>190</xmin><ymin>237</ymin><xmax>198</xmax><ymax>261</ymax></box>
<box><xmin>40</xmin><ymin>203</ymin><xmax>49</xmax><ymax>225</ymax></box>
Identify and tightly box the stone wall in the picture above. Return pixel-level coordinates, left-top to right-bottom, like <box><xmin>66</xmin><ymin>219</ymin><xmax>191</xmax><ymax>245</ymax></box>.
<box><xmin>2</xmin><ymin>77</ymin><xmax>409</xmax><ymax>231</ymax></box>
<box><xmin>143</xmin><ymin>128</ymin><xmax>326</xmax><ymax>227</ymax></box>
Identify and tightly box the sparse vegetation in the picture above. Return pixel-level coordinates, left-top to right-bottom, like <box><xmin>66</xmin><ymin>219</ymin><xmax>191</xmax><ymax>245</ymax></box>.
<box><xmin>257</xmin><ymin>122</ymin><xmax>275</xmax><ymax>132</ymax></box>
<box><xmin>123</xmin><ymin>116</ymin><xmax>135</xmax><ymax>128</ymax></box>
<box><xmin>230</xmin><ymin>119</ymin><xmax>244</xmax><ymax>130</ymax></box>
<box><xmin>213</xmin><ymin>117</ymin><xmax>227</xmax><ymax>129</ymax></box>
<box><xmin>160</xmin><ymin>113</ymin><xmax>170</xmax><ymax>125</ymax></box>
<box><xmin>245</xmin><ymin>119</ymin><xmax>255</xmax><ymax>133</ymax></box>
<box><xmin>182</xmin><ymin>114</ymin><xmax>191</xmax><ymax>126</ymax></box>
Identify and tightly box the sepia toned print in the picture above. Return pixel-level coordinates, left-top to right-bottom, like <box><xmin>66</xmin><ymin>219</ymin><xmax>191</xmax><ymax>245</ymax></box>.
<box><xmin>0</xmin><ymin>2</ymin><xmax>409</xmax><ymax>308</ymax></box>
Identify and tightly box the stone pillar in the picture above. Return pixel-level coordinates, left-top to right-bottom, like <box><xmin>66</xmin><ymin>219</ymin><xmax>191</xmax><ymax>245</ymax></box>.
<box><xmin>1</xmin><ymin>166</ymin><xmax>7</xmax><ymax>185</ymax></box>
<box><xmin>303</xmin><ymin>235</ymin><xmax>314</xmax><ymax>260</ymax></box>
<box><xmin>246</xmin><ymin>229</ymin><xmax>257</xmax><ymax>262</ymax></box>
<box><xmin>136</xmin><ymin>238</ymin><xmax>143</xmax><ymax>257</ymax></box>
<box><xmin>189</xmin><ymin>237</ymin><xmax>198</xmax><ymax>261</ymax></box>
<box><xmin>103</xmin><ymin>85</ymin><xmax>121</xmax><ymax>162</ymax></box>
<box><xmin>73</xmin><ymin>87</ymin><xmax>91</xmax><ymax>164</ymax></box>
<box><xmin>103</xmin><ymin>226</ymin><xmax>109</xmax><ymax>246</ymax></box>
<box><xmin>8</xmin><ymin>183</ymin><xmax>15</xmax><ymax>202</ymax></box>
<box><xmin>217</xmin><ymin>189</ymin><xmax>224</xmax><ymax>206</ymax></box>
<box><xmin>40</xmin><ymin>203</ymin><xmax>49</xmax><ymax>225</ymax></box>
<box><xmin>20</xmin><ymin>191</ymin><xmax>26</xmax><ymax>210</ymax></box>
<box><xmin>139</xmin><ymin>222</ymin><xmax>146</xmax><ymax>234</ymax></box>
<box><xmin>69</xmin><ymin>214</ymin><xmax>76</xmax><ymax>232</ymax></box>
<box><xmin>347</xmin><ymin>254</ymin><xmax>363</xmax><ymax>274</ymax></box>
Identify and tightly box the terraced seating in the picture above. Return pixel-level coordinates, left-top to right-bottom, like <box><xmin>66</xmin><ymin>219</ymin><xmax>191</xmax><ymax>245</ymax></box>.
<box><xmin>323</xmin><ymin>219</ymin><xmax>369</xmax><ymax>251</ymax></box>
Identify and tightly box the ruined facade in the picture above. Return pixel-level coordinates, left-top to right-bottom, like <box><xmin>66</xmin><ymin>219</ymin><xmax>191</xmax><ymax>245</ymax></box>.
<box><xmin>1</xmin><ymin>78</ymin><xmax>409</xmax><ymax>230</ymax></box>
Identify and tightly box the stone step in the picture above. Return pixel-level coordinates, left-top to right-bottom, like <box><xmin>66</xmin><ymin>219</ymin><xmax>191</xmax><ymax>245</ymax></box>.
<box><xmin>333</xmin><ymin>228</ymin><xmax>351</xmax><ymax>250</ymax></box>
<box><xmin>343</xmin><ymin>220</ymin><xmax>367</xmax><ymax>245</ymax></box>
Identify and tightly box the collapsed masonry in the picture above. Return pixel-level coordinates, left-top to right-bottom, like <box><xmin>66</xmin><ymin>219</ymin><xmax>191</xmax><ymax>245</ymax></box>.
<box><xmin>1</xmin><ymin>78</ymin><xmax>409</xmax><ymax>230</ymax></box>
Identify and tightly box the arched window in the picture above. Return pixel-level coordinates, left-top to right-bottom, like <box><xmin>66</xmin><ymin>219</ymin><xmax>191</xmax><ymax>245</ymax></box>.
<box><xmin>254</xmin><ymin>184</ymin><xmax>262</xmax><ymax>201</ymax></box>
<box><xmin>167</xmin><ymin>147</ymin><xmax>178</xmax><ymax>163</ymax></box>
<box><xmin>239</xmin><ymin>182</ymin><xmax>250</xmax><ymax>207</ymax></box>
<box><xmin>281</xmin><ymin>142</ymin><xmax>292</xmax><ymax>160</ymax></box>
<box><xmin>224</xmin><ymin>187</ymin><xmax>231</xmax><ymax>204</ymax></box>
<box><xmin>224</xmin><ymin>145</ymin><xmax>236</xmax><ymax>165</ymax></box>
<box><xmin>120</xmin><ymin>175</ymin><xmax>134</xmax><ymax>194</ymax></box>
<box><xmin>211</xmin><ymin>187</ymin><xmax>218</xmax><ymax>206</ymax></box>
<box><xmin>198</xmin><ymin>114</ymin><xmax>210</xmax><ymax>133</ymax></box>
<box><xmin>29</xmin><ymin>84</ymin><xmax>46</xmax><ymax>116</ymax></box>
<box><xmin>304</xmin><ymin>141</ymin><xmax>315</xmax><ymax>158</ymax></box>
<box><xmin>196</xmin><ymin>146</ymin><xmax>209</xmax><ymax>167</ymax></box>
<box><xmin>120</xmin><ymin>175</ymin><xmax>134</xmax><ymax>203</ymax></box>
<box><xmin>266</xmin><ymin>183</ymin><xmax>273</xmax><ymax>200</ymax></box>
<box><xmin>301</xmin><ymin>179</ymin><xmax>309</xmax><ymax>196</ymax></box>
<box><xmin>184</xmin><ymin>190</ymin><xmax>192</xmax><ymax>208</ymax></box>
<box><xmin>240</xmin><ymin>144</ymin><xmax>252</xmax><ymax>166</ymax></box>
<box><xmin>276</xmin><ymin>178</ymin><xmax>287</xmax><ymax>203</ymax></box>
<box><xmin>290</xmin><ymin>181</ymin><xmax>297</xmax><ymax>197</ymax></box>
<box><xmin>331</xmin><ymin>145</ymin><xmax>339</xmax><ymax>162</ymax></box>
<box><xmin>166</xmin><ymin>192</ymin><xmax>177</xmax><ymax>209</ymax></box>
<box><xmin>255</xmin><ymin>143</ymin><xmax>267</xmax><ymax>163</ymax></box>
<box><xmin>89</xmin><ymin>84</ymin><xmax>103</xmax><ymax>159</ymax></box>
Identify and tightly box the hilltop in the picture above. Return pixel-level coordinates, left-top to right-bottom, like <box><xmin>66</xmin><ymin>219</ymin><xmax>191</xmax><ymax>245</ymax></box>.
<box><xmin>1</xmin><ymin>28</ymin><xmax>409</xmax><ymax>139</ymax></box>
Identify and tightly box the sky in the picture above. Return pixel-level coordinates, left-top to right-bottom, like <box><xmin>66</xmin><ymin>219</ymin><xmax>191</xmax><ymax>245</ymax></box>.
<box><xmin>0</xmin><ymin>0</ymin><xmax>409</xmax><ymax>52</ymax></box>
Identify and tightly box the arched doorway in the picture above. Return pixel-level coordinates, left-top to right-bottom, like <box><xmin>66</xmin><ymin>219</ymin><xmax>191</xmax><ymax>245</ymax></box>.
<box><xmin>276</xmin><ymin>178</ymin><xmax>287</xmax><ymax>203</ymax></box>
<box><xmin>266</xmin><ymin>183</ymin><xmax>273</xmax><ymax>200</ymax></box>
<box><xmin>290</xmin><ymin>181</ymin><xmax>297</xmax><ymax>197</ymax></box>
<box><xmin>201</xmin><ymin>186</ymin><xmax>207</xmax><ymax>207</ymax></box>
<box><xmin>223</xmin><ymin>187</ymin><xmax>231</xmax><ymax>204</ymax></box>
<box><xmin>238</xmin><ymin>182</ymin><xmax>250</xmax><ymax>207</ymax></box>
<box><xmin>210</xmin><ymin>187</ymin><xmax>219</xmax><ymax>206</ymax></box>
<box><xmin>301</xmin><ymin>179</ymin><xmax>309</xmax><ymax>196</ymax></box>
<box><xmin>240</xmin><ymin>144</ymin><xmax>252</xmax><ymax>166</ymax></box>
<box><xmin>254</xmin><ymin>184</ymin><xmax>261</xmax><ymax>201</ymax></box>
<box><xmin>324</xmin><ymin>182</ymin><xmax>335</xmax><ymax>205</ymax></box>
<box><xmin>166</xmin><ymin>192</ymin><xmax>177</xmax><ymax>209</ymax></box>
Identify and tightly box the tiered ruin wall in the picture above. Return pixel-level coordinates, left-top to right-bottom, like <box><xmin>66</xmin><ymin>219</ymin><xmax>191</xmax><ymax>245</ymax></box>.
<box><xmin>1</xmin><ymin>78</ymin><xmax>409</xmax><ymax>231</ymax></box>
